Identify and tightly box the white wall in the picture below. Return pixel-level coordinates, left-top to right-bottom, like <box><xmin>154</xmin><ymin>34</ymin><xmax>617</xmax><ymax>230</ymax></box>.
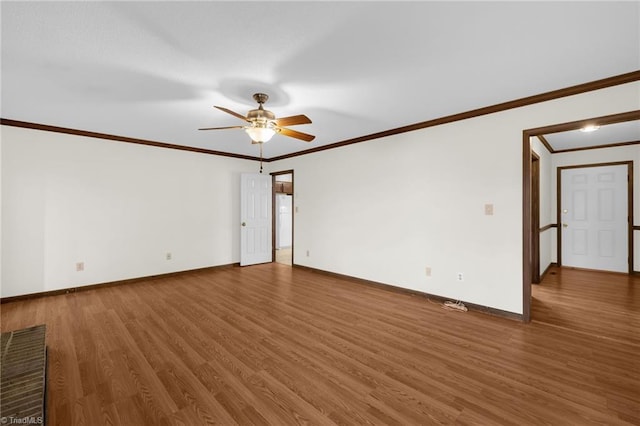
<box><xmin>3</xmin><ymin>82</ymin><xmax>638</xmax><ymax>309</ymax></box>
<box><xmin>269</xmin><ymin>81</ymin><xmax>640</xmax><ymax>314</ymax></box>
<box><xmin>551</xmin><ymin>145</ymin><xmax>640</xmax><ymax>271</ymax></box>
<box><xmin>1</xmin><ymin>125</ymin><xmax>258</xmax><ymax>298</ymax></box>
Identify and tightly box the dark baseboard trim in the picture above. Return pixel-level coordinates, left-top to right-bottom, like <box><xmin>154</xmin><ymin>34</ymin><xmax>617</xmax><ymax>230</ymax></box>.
<box><xmin>0</xmin><ymin>263</ymin><xmax>239</xmax><ymax>304</ymax></box>
<box><xmin>293</xmin><ymin>264</ymin><xmax>524</xmax><ymax>322</ymax></box>
<box><xmin>554</xmin><ymin>265</ymin><xmax>633</xmax><ymax>276</ymax></box>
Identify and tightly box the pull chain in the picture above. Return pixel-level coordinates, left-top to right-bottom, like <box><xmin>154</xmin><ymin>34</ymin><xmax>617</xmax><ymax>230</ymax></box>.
<box><xmin>259</xmin><ymin>142</ymin><xmax>263</xmax><ymax>173</ymax></box>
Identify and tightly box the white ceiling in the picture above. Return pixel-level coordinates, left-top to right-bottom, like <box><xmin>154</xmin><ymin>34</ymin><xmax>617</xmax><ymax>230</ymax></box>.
<box><xmin>2</xmin><ymin>1</ymin><xmax>639</xmax><ymax>159</ymax></box>
<box><xmin>544</xmin><ymin>120</ymin><xmax>640</xmax><ymax>152</ymax></box>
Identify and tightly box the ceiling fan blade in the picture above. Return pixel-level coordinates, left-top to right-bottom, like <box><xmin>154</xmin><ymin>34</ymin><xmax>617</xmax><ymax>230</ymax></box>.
<box><xmin>278</xmin><ymin>127</ymin><xmax>316</xmax><ymax>142</ymax></box>
<box><xmin>274</xmin><ymin>114</ymin><xmax>312</xmax><ymax>127</ymax></box>
<box><xmin>198</xmin><ymin>125</ymin><xmax>245</xmax><ymax>131</ymax></box>
<box><xmin>214</xmin><ymin>106</ymin><xmax>248</xmax><ymax>121</ymax></box>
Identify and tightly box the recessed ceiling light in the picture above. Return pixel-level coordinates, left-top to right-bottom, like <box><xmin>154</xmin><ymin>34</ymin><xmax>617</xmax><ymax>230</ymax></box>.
<box><xmin>580</xmin><ymin>125</ymin><xmax>600</xmax><ymax>133</ymax></box>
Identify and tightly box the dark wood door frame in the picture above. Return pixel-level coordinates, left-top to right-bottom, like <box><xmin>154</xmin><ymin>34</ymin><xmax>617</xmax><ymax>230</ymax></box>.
<box><xmin>531</xmin><ymin>152</ymin><xmax>541</xmax><ymax>284</ymax></box>
<box><xmin>522</xmin><ymin>110</ymin><xmax>640</xmax><ymax>322</ymax></box>
<box><xmin>556</xmin><ymin>161</ymin><xmax>633</xmax><ymax>273</ymax></box>
<box><xmin>270</xmin><ymin>170</ymin><xmax>295</xmax><ymax>265</ymax></box>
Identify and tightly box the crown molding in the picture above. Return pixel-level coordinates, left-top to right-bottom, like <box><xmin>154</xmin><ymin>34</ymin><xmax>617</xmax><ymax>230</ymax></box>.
<box><xmin>3</xmin><ymin>70</ymin><xmax>639</xmax><ymax>162</ymax></box>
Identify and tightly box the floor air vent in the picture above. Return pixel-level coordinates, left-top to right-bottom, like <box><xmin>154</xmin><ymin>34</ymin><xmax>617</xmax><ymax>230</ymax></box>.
<box><xmin>1</xmin><ymin>324</ymin><xmax>47</xmax><ymax>425</ymax></box>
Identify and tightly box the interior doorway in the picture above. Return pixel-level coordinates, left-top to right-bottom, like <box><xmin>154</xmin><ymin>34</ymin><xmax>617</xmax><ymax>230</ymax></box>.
<box><xmin>271</xmin><ymin>170</ymin><xmax>294</xmax><ymax>265</ymax></box>
<box><xmin>522</xmin><ymin>110</ymin><xmax>639</xmax><ymax>322</ymax></box>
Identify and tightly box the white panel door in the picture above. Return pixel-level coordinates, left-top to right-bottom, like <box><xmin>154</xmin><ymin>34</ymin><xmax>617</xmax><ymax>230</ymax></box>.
<box><xmin>240</xmin><ymin>173</ymin><xmax>272</xmax><ymax>266</ymax></box>
<box><xmin>561</xmin><ymin>165</ymin><xmax>628</xmax><ymax>273</ymax></box>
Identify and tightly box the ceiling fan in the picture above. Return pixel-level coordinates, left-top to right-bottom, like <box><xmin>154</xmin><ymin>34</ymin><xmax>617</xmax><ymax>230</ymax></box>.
<box><xmin>199</xmin><ymin>93</ymin><xmax>315</xmax><ymax>144</ymax></box>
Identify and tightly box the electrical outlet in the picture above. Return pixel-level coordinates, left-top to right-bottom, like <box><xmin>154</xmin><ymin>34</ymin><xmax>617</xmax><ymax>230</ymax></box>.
<box><xmin>457</xmin><ymin>272</ymin><xmax>464</xmax><ymax>282</ymax></box>
<box><xmin>76</xmin><ymin>262</ymin><xmax>84</xmax><ymax>272</ymax></box>
<box><xmin>425</xmin><ymin>266</ymin><xmax>432</xmax><ymax>277</ymax></box>
<box><xmin>166</xmin><ymin>252</ymin><xmax>172</xmax><ymax>260</ymax></box>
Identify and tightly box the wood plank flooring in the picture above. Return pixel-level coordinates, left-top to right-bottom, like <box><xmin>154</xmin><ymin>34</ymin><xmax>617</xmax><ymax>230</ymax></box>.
<box><xmin>532</xmin><ymin>266</ymin><xmax>640</xmax><ymax>346</ymax></box>
<box><xmin>1</xmin><ymin>264</ymin><xmax>638</xmax><ymax>425</ymax></box>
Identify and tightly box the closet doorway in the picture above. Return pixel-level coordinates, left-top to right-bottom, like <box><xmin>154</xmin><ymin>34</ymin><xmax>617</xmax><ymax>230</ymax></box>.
<box><xmin>271</xmin><ymin>171</ymin><xmax>294</xmax><ymax>265</ymax></box>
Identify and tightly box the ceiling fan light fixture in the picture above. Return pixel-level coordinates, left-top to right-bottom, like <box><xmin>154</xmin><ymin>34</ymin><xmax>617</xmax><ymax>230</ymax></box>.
<box><xmin>200</xmin><ymin>92</ymin><xmax>314</xmax><ymax>144</ymax></box>
<box><xmin>245</xmin><ymin>125</ymin><xmax>276</xmax><ymax>143</ymax></box>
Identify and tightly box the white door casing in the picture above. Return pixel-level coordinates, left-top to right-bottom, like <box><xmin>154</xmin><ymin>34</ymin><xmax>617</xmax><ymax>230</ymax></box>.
<box><xmin>560</xmin><ymin>164</ymin><xmax>629</xmax><ymax>273</ymax></box>
<box><xmin>240</xmin><ymin>173</ymin><xmax>272</xmax><ymax>266</ymax></box>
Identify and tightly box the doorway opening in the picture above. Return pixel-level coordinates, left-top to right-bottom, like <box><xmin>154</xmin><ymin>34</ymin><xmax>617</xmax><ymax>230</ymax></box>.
<box><xmin>522</xmin><ymin>110</ymin><xmax>639</xmax><ymax>322</ymax></box>
<box><xmin>271</xmin><ymin>170</ymin><xmax>294</xmax><ymax>265</ymax></box>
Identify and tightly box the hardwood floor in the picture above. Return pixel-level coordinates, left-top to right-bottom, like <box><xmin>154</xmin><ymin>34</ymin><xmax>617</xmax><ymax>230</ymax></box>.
<box><xmin>532</xmin><ymin>266</ymin><xmax>640</xmax><ymax>346</ymax></box>
<box><xmin>275</xmin><ymin>248</ymin><xmax>292</xmax><ymax>265</ymax></box>
<box><xmin>2</xmin><ymin>264</ymin><xmax>638</xmax><ymax>425</ymax></box>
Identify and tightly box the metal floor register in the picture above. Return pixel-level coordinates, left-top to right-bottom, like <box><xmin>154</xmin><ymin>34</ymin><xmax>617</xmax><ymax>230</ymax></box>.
<box><xmin>1</xmin><ymin>324</ymin><xmax>47</xmax><ymax>425</ymax></box>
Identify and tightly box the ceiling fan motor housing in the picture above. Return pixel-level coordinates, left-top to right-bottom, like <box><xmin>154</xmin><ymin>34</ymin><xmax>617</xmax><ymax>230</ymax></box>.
<box><xmin>247</xmin><ymin>108</ymin><xmax>275</xmax><ymax>123</ymax></box>
<box><xmin>248</xmin><ymin>93</ymin><xmax>275</xmax><ymax>124</ymax></box>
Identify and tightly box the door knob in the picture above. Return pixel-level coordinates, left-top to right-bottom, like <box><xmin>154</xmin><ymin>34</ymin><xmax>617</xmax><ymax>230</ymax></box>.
<box><xmin>562</xmin><ymin>223</ymin><xmax>568</xmax><ymax>228</ymax></box>
<box><xmin>241</xmin><ymin>222</ymin><xmax>246</xmax><ymax>227</ymax></box>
